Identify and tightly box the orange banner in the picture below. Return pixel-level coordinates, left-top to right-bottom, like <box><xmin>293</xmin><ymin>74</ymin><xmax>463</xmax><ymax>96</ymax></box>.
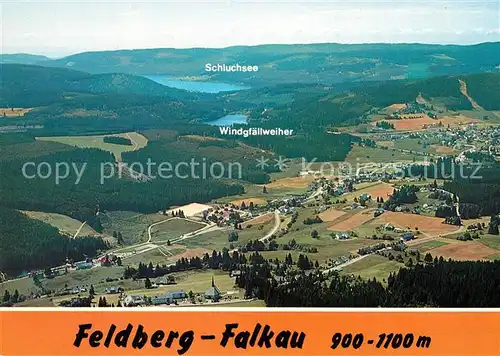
<box><xmin>1</xmin><ymin>309</ymin><xmax>499</xmax><ymax>356</ymax></box>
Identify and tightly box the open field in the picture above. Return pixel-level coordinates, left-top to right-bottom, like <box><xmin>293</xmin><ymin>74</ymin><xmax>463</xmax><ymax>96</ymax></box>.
<box><xmin>381</xmin><ymin>104</ymin><xmax>406</xmax><ymax>115</ymax></box>
<box><xmin>0</xmin><ymin>277</ymin><xmax>38</xmax><ymax>296</ymax></box>
<box><xmin>230</xmin><ymin>197</ymin><xmax>267</xmax><ymax>207</ymax></box>
<box><xmin>265</xmin><ymin>175</ymin><xmax>316</xmax><ymax>189</ymax></box>
<box><xmin>477</xmin><ymin>234</ymin><xmax>500</xmax><ymax>251</ymax></box>
<box><xmin>149</xmin><ymin>219</ymin><xmax>205</xmax><ymax>242</ymax></box>
<box><xmin>328</xmin><ymin>209</ymin><xmax>376</xmax><ymax>231</ymax></box>
<box><xmin>0</xmin><ymin>266</ymin><xmax>128</xmax><ymax>297</ymax></box>
<box><xmin>169</xmin><ymin>248</ymin><xmax>211</xmax><ymax>260</ymax></box>
<box><xmin>373</xmin><ymin>114</ymin><xmax>477</xmax><ymax>131</ymax></box>
<box><xmin>373</xmin><ymin>211</ymin><xmax>460</xmax><ymax>236</ymax></box>
<box><xmin>430</xmin><ymin>145</ymin><xmax>456</xmax><ymax>154</ymax></box>
<box><xmin>0</xmin><ymin>108</ymin><xmax>33</xmax><ymax>117</ymax></box>
<box><xmin>345</xmin><ymin>145</ymin><xmax>424</xmax><ymax>164</ymax></box>
<box><xmin>165</xmin><ymin>203</ymin><xmax>213</xmax><ymax>217</ymax></box>
<box><xmin>341</xmin><ymin>254</ymin><xmax>403</xmax><ymax>282</ymax></box>
<box><xmin>242</xmin><ymin>212</ymin><xmax>274</xmax><ymax>227</ymax></box>
<box><xmin>342</xmin><ymin>182</ymin><xmax>394</xmax><ymax>203</ymax></box>
<box><xmin>22</xmin><ymin>211</ymin><xmax>97</xmax><ymax>237</ymax></box>
<box><xmin>428</xmin><ymin>240</ymin><xmax>499</xmax><ymax>261</ymax></box>
<box><xmin>269</xmin><ymin>160</ymin><xmax>310</xmax><ymax>180</ymax></box>
<box><xmin>414</xmin><ymin>240</ymin><xmax>450</xmax><ymax>252</ymax></box>
<box><xmin>456</xmin><ymin>110</ymin><xmax>500</xmax><ymax>123</ymax></box>
<box><xmin>121</xmin><ymin>248</ymin><xmax>173</xmax><ymax>267</ymax></box>
<box><xmin>182</xmin><ymin>218</ymin><xmax>276</xmax><ymax>251</ymax></box>
<box><xmin>219</xmin><ymin>181</ymin><xmax>310</xmax><ymax>204</ymax></box>
<box><xmin>254</xmin><ymin>236</ymin><xmax>378</xmax><ymax>265</ymax></box>
<box><xmin>373</xmin><ymin>115</ymin><xmax>437</xmax><ymax>131</ymax></box>
<box><xmin>181</xmin><ymin>135</ymin><xmax>227</xmax><ymax>143</ymax></box>
<box><xmin>318</xmin><ymin>208</ymin><xmax>346</xmax><ymax>222</ymax></box>
<box><xmin>101</xmin><ymin>211</ymin><xmax>168</xmax><ymax>245</ymax></box>
<box><xmin>126</xmin><ymin>270</ymin><xmax>239</xmax><ymax>298</ymax></box>
<box><xmin>36</xmin><ymin>131</ymin><xmax>148</xmax><ymax>161</ymax></box>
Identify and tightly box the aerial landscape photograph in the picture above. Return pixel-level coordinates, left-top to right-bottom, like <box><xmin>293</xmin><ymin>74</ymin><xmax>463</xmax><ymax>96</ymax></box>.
<box><xmin>0</xmin><ymin>0</ymin><xmax>499</xmax><ymax>308</ymax></box>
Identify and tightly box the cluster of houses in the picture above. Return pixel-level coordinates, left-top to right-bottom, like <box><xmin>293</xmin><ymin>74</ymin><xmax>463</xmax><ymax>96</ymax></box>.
<box><xmin>204</xmin><ymin>205</ymin><xmax>253</xmax><ymax>227</ymax></box>
<box><xmin>123</xmin><ymin>277</ymin><xmax>223</xmax><ymax>307</ymax></box>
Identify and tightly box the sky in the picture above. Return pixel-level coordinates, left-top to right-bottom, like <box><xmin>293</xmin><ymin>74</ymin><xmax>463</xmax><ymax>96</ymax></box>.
<box><xmin>2</xmin><ymin>0</ymin><xmax>499</xmax><ymax>57</ymax></box>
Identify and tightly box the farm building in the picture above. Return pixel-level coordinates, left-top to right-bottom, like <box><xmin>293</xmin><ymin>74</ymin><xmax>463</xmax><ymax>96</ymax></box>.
<box><xmin>151</xmin><ymin>294</ymin><xmax>171</xmax><ymax>306</ymax></box>
<box><xmin>230</xmin><ymin>270</ymin><xmax>242</xmax><ymax>277</ymax></box>
<box><xmin>75</xmin><ymin>261</ymin><xmax>93</xmax><ymax>270</ymax></box>
<box><xmin>167</xmin><ymin>290</ymin><xmax>186</xmax><ymax>300</ymax></box>
<box><xmin>70</xmin><ymin>286</ymin><xmax>86</xmax><ymax>294</ymax></box>
<box><xmin>150</xmin><ymin>291</ymin><xmax>185</xmax><ymax>306</ymax></box>
<box><xmin>124</xmin><ymin>295</ymin><xmax>146</xmax><ymax>307</ymax></box>
<box><xmin>335</xmin><ymin>232</ymin><xmax>350</xmax><ymax>240</ymax></box>
<box><xmin>155</xmin><ymin>276</ymin><xmax>175</xmax><ymax>285</ymax></box>
<box><xmin>105</xmin><ymin>286</ymin><xmax>122</xmax><ymax>294</ymax></box>
<box><xmin>401</xmin><ymin>232</ymin><xmax>415</xmax><ymax>241</ymax></box>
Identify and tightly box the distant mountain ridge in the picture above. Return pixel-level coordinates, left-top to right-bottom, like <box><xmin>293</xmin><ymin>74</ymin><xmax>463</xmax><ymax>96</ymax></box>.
<box><xmin>2</xmin><ymin>63</ymin><xmax>498</xmax><ymax>138</ymax></box>
<box><xmin>5</xmin><ymin>42</ymin><xmax>499</xmax><ymax>86</ymax></box>
<box><xmin>0</xmin><ymin>53</ymin><xmax>51</xmax><ymax>65</ymax></box>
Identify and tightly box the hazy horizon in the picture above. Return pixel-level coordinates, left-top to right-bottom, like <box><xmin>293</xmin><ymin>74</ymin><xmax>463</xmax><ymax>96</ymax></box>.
<box><xmin>3</xmin><ymin>0</ymin><xmax>499</xmax><ymax>57</ymax></box>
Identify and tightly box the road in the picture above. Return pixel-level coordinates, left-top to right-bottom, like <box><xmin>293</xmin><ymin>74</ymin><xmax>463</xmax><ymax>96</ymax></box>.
<box><xmin>73</xmin><ymin>221</ymin><xmax>87</xmax><ymax>239</ymax></box>
<box><xmin>126</xmin><ymin>133</ymin><xmax>139</xmax><ymax>150</ymax></box>
<box><xmin>259</xmin><ymin>210</ymin><xmax>281</xmax><ymax>242</ymax></box>
<box><xmin>322</xmin><ymin>254</ymin><xmax>370</xmax><ymax>274</ymax></box>
<box><xmin>229</xmin><ymin>210</ymin><xmax>281</xmax><ymax>253</ymax></box>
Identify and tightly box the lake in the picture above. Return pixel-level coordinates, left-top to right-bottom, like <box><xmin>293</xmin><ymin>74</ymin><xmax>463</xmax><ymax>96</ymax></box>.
<box><xmin>144</xmin><ymin>75</ymin><xmax>250</xmax><ymax>93</ymax></box>
<box><xmin>206</xmin><ymin>114</ymin><xmax>248</xmax><ymax>126</ymax></box>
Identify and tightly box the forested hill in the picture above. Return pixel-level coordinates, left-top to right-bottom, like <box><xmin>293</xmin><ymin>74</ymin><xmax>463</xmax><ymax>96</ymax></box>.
<box><xmin>0</xmin><ymin>206</ymin><xmax>109</xmax><ymax>275</ymax></box>
<box><xmin>18</xmin><ymin>42</ymin><xmax>500</xmax><ymax>86</ymax></box>
<box><xmin>0</xmin><ymin>64</ymin><xmax>216</xmax><ymax>107</ymax></box>
<box><xmin>0</xmin><ymin>64</ymin><xmax>228</xmax><ymax>135</ymax></box>
<box><xmin>244</xmin><ymin>72</ymin><xmax>500</xmax><ymax>130</ymax></box>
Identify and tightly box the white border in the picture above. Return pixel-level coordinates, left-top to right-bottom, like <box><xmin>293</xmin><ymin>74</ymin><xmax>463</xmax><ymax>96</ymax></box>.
<box><xmin>1</xmin><ymin>307</ymin><xmax>499</xmax><ymax>312</ymax></box>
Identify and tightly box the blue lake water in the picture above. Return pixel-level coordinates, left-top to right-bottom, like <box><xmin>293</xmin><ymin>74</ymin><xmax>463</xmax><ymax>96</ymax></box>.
<box><xmin>206</xmin><ymin>114</ymin><xmax>248</xmax><ymax>126</ymax></box>
<box><xmin>144</xmin><ymin>75</ymin><xmax>250</xmax><ymax>93</ymax></box>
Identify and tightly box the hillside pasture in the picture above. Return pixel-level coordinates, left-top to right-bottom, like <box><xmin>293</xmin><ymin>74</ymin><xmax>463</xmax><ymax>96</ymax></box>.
<box><xmin>36</xmin><ymin>131</ymin><xmax>148</xmax><ymax>161</ymax></box>
<box><xmin>265</xmin><ymin>176</ymin><xmax>315</xmax><ymax>189</ymax></box>
<box><xmin>318</xmin><ymin>208</ymin><xmax>346</xmax><ymax>222</ymax></box>
<box><xmin>374</xmin><ymin>114</ymin><xmax>477</xmax><ymax>131</ymax></box>
<box><xmin>373</xmin><ymin>211</ymin><xmax>460</xmax><ymax>236</ymax></box>
<box><xmin>341</xmin><ymin>254</ymin><xmax>403</xmax><ymax>282</ymax></box>
<box><xmin>328</xmin><ymin>209</ymin><xmax>376</xmax><ymax>231</ymax></box>
<box><xmin>345</xmin><ymin>145</ymin><xmax>423</xmax><ymax>164</ymax></box>
<box><xmin>413</xmin><ymin>240</ymin><xmax>449</xmax><ymax>252</ymax></box>
<box><xmin>428</xmin><ymin>240</ymin><xmax>499</xmax><ymax>261</ymax></box>
<box><xmin>342</xmin><ymin>182</ymin><xmax>394</xmax><ymax>203</ymax></box>
<box><xmin>373</xmin><ymin>115</ymin><xmax>437</xmax><ymax>131</ymax></box>
<box><xmin>0</xmin><ymin>108</ymin><xmax>33</xmax><ymax>117</ymax></box>
<box><xmin>231</xmin><ymin>197</ymin><xmax>267</xmax><ymax>207</ymax></box>
<box><xmin>149</xmin><ymin>219</ymin><xmax>206</xmax><ymax>242</ymax></box>
<box><xmin>101</xmin><ymin>211</ymin><xmax>168</xmax><ymax>245</ymax></box>
<box><xmin>241</xmin><ymin>212</ymin><xmax>274</xmax><ymax>227</ymax></box>
<box><xmin>22</xmin><ymin>211</ymin><xmax>97</xmax><ymax>237</ymax></box>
